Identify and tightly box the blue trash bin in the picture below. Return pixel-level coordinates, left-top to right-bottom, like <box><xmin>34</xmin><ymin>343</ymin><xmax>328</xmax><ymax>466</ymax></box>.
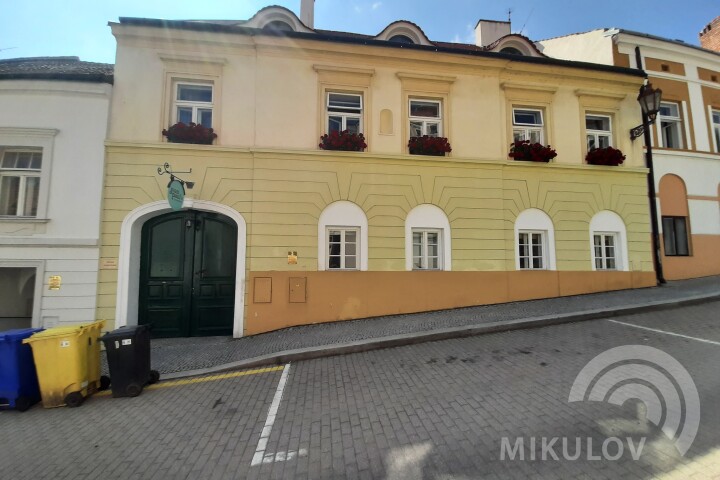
<box><xmin>0</xmin><ymin>328</ymin><xmax>43</xmax><ymax>411</ymax></box>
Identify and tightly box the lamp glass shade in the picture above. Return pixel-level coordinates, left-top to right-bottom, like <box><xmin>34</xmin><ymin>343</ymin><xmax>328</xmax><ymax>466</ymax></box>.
<box><xmin>638</xmin><ymin>83</ymin><xmax>663</xmax><ymax>118</ymax></box>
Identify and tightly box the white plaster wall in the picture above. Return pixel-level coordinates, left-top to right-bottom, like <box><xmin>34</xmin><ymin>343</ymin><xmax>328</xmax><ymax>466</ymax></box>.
<box><xmin>0</xmin><ymin>79</ymin><xmax>111</xmax><ymax>326</ymax></box>
<box><xmin>537</xmin><ymin>30</ymin><xmax>615</xmax><ymax>65</ymax></box>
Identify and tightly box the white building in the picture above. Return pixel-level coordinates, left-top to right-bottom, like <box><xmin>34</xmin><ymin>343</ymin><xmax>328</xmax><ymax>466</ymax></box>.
<box><xmin>0</xmin><ymin>57</ymin><xmax>112</xmax><ymax>329</ymax></box>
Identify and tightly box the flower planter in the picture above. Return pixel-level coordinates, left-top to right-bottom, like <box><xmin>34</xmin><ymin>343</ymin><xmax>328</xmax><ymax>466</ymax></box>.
<box><xmin>508</xmin><ymin>140</ymin><xmax>557</xmax><ymax>163</ymax></box>
<box><xmin>319</xmin><ymin>131</ymin><xmax>367</xmax><ymax>152</ymax></box>
<box><xmin>162</xmin><ymin>122</ymin><xmax>217</xmax><ymax>145</ymax></box>
<box><xmin>585</xmin><ymin>147</ymin><xmax>625</xmax><ymax>166</ymax></box>
<box><xmin>408</xmin><ymin>136</ymin><xmax>452</xmax><ymax>156</ymax></box>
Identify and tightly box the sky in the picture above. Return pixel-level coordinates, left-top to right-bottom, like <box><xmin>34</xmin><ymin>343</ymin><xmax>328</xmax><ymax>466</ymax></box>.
<box><xmin>0</xmin><ymin>0</ymin><xmax>717</xmax><ymax>64</ymax></box>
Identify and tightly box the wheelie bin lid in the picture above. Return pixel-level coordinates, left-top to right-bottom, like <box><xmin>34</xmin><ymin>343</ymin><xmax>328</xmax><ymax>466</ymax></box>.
<box><xmin>102</xmin><ymin>324</ymin><xmax>149</xmax><ymax>340</ymax></box>
<box><xmin>0</xmin><ymin>328</ymin><xmax>43</xmax><ymax>343</ymax></box>
<box><xmin>21</xmin><ymin>320</ymin><xmax>105</xmax><ymax>344</ymax></box>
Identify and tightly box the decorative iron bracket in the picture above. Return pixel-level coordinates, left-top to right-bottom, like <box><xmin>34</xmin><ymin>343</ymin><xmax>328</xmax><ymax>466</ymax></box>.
<box><xmin>157</xmin><ymin>162</ymin><xmax>194</xmax><ymax>189</ymax></box>
<box><xmin>629</xmin><ymin>124</ymin><xmax>646</xmax><ymax>140</ymax></box>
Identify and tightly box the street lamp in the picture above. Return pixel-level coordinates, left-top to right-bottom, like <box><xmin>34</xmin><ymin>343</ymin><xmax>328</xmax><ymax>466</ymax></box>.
<box><xmin>630</xmin><ymin>82</ymin><xmax>663</xmax><ymax>140</ymax></box>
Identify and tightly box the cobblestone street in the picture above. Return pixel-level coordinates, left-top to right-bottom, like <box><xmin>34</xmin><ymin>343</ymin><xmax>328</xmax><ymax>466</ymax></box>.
<box><xmin>3</xmin><ymin>302</ymin><xmax>720</xmax><ymax>479</ymax></box>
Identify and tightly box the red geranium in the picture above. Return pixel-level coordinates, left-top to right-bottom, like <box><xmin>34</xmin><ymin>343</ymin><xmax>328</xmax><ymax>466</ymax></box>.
<box><xmin>319</xmin><ymin>130</ymin><xmax>367</xmax><ymax>152</ymax></box>
<box><xmin>508</xmin><ymin>140</ymin><xmax>557</xmax><ymax>163</ymax></box>
<box><xmin>408</xmin><ymin>136</ymin><xmax>452</xmax><ymax>156</ymax></box>
<box><xmin>162</xmin><ymin>122</ymin><xmax>217</xmax><ymax>145</ymax></box>
<box><xmin>585</xmin><ymin>147</ymin><xmax>626</xmax><ymax>166</ymax></box>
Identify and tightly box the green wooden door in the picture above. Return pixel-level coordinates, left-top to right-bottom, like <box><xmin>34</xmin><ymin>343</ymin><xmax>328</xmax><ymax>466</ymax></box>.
<box><xmin>139</xmin><ymin>211</ymin><xmax>237</xmax><ymax>337</ymax></box>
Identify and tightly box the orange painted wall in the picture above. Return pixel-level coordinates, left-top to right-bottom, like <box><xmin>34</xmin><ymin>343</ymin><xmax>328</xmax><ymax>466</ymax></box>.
<box><xmin>245</xmin><ymin>270</ymin><xmax>656</xmax><ymax>335</ymax></box>
<box><xmin>661</xmin><ymin>235</ymin><xmax>720</xmax><ymax>280</ymax></box>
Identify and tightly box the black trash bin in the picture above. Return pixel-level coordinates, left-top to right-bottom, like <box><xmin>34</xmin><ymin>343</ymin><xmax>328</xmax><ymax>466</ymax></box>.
<box><xmin>101</xmin><ymin>325</ymin><xmax>159</xmax><ymax>398</ymax></box>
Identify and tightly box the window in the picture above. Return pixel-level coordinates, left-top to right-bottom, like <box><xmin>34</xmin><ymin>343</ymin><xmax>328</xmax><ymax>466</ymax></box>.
<box><xmin>389</xmin><ymin>35</ymin><xmax>414</xmax><ymax>44</ymax></box>
<box><xmin>0</xmin><ymin>149</ymin><xmax>42</xmax><ymax>217</ymax></box>
<box><xmin>412</xmin><ymin>229</ymin><xmax>441</xmax><ymax>270</ymax></box>
<box><xmin>518</xmin><ymin>231</ymin><xmax>545</xmax><ymax>270</ymax></box>
<box><xmin>263</xmin><ymin>21</ymin><xmax>293</xmax><ymax>32</ymax></box>
<box><xmin>586</xmin><ymin>115</ymin><xmax>612</xmax><ymax>151</ymax></box>
<box><xmin>593</xmin><ymin>233</ymin><xmax>617</xmax><ymax>270</ymax></box>
<box><xmin>712</xmin><ymin>109</ymin><xmax>720</xmax><ymax>152</ymax></box>
<box><xmin>318</xmin><ymin>201</ymin><xmax>368</xmax><ymax>271</ymax></box>
<box><xmin>658</xmin><ymin>102</ymin><xmax>683</xmax><ymax>149</ymax></box>
<box><xmin>327</xmin><ymin>93</ymin><xmax>362</xmax><ymax>134</ymax></box>
<box><xmin>174</xmin><ymin>83</ymin><xmax>213</xmax><ymax>128</ymax></box>
<box><xmin>513</xmin><ymin>108</ymin><xmax>544</xmax><ymax>143</ymax></box>
<box><xmin>409</xmin><ymin>99</ymin><xmax>442</xmax><ymax>137</ymax></box>
<box><xmin>327</xmin><ymin>228</ymin><xmax>358</xmax><ymax>270</ymax></box>
<box><xmin>500</xmin><ymin>47</ymin><xmax>523</xmax><ymax>55</ymax></box>
<box><xmin>662</xmin><ymin>216</ymin><xmax>690</xmax><ymax>256</ymax></box>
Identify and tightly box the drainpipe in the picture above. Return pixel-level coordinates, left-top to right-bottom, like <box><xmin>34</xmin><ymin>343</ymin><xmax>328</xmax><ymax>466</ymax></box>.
<box><xmin>635</xmin><ymin>46</ymin><xmax>666</xmax><ymax>285</ymax></box>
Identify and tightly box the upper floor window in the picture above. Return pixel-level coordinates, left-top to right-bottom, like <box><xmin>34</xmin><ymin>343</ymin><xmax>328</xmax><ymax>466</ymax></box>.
<box><xmin>662</xmin><ymin>216</ymin><xmax>689</xmax><ymax>256</ymax></box>
<box><xmin>712</xmin><ymin>109</ymin><xmax>720</xmax><ymax>153</ymax></box>
<box><xmin>409</xmin><ymin>99</ymin><xmax>442</xmax><ymax>137</ymax></box>
<box><xmin>658</xmin><ymin>102</ymin><xmax>683</xmax><ymax>149</ymax></box>
<box><xmin>586</xmin><ymin>115</ymin><xmax>612</xmax><ymax>151</ymax></box>
<box><xmin>513</xmin><ymin>108</ymin><xmax>544</xmax><ymax>144</ymax></box>
<box><xmin>175</xmin><ymin>83</ymin><xmax>213</xmax><ymax>128</ymax></box>
<box><xmin>327</xmin><ymin>93</ymin><xmax>362</xmax><ymax>134</ymax></box>
<box><xmin>389</xmin><ymin>35</ymin><xmax>414</xmax><ymax>44</ymax></box>
<box><xmin>0</xmin><ymin>149</ymin><xmax>42</xmax><ymax>217</ymax></box>
<box><xmin>500</xmin><ymin>47</ymin><xmax>523</xmax><ymax>55</ymax></box>
<box><xmin>263</xmin><ymin>21</ymin><xmax>294</xmax><ymax>32</ymax></box>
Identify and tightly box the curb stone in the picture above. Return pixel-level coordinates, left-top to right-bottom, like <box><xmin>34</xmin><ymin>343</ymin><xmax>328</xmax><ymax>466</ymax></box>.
<box><xmin>160</xmin><ymin>291</ymin><xmax>720</xmax><ymax>380</ymax></box>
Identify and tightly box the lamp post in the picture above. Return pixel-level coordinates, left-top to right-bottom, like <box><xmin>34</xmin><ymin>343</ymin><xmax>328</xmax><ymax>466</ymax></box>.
<box><xmin>631</xmin><ymin>48</ymin><xmax>666</xmax><ymax>285</ymax></box>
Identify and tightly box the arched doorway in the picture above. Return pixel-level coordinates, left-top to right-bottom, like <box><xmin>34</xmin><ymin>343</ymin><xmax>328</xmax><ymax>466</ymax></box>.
<box><xmin>139</xmin><ymin>210</ymin><xmax>237</xmax><ymax>337</ymax></box>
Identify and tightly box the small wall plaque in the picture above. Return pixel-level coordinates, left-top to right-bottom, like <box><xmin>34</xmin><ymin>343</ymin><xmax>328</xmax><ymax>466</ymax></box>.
<box><xmin>48</xmin><ymin>275</ymin><xmax>62</xmax><ymax>291</ymax></box>
<box><xmin>101</xmin><ymin>258</ymin><xmax>118</xmax><ymax>269</ymax></box>
<box><xmin>287</xmin><ymin>251</ymin><xmax>298</xmax><ymax>265</ymax></box>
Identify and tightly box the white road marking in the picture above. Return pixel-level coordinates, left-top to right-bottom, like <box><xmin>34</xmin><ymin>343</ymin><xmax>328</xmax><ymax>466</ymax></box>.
<box><xmin>607</xmin><ymin>319</ymin><xmax>720</xmax><ymax>346</ymax></box>
<box><xmin>251</xmin><ymin>363</ymin><xmax>300</xmax><ymax>467</ymax></box>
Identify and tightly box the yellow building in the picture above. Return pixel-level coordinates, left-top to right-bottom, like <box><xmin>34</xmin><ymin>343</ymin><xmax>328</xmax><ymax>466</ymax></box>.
<box><xmin>101</xmin><ymin>6</ymin><xmax>655</xmax><ymax>338</ymax></box>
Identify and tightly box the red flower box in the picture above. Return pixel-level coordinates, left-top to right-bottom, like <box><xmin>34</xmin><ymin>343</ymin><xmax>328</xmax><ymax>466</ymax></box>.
<box><xmin>508</xmin><ymin>140</ymin><xmax>557</xmax><ymax>163</ymax></box>
<box><xmin>319</xmin><ymin>130</ymin><xmax>367</xmax><ymax>152</ymax></box>
<box><xmin>585</xmin><ymin>147</ymin><xmax>626</xmax><ymax>166</ymax></box>
<box><xmin>408</xmin><ymin>136</ymin><xmax>452</xmax><ymax>156</ymax></box>
<box><xmin>162</xmin><ymin>122</ymin><xmax>217</xmax><ymax>145</ymax></box>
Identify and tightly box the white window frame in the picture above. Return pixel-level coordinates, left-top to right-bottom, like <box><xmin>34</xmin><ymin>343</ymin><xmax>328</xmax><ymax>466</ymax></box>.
<box><xmin>658</xmin><ymin>102</ymin><xmax>683</xmax><ymax>149</ymax></box>
<box><xmin>326</xmin><ymin>92</ymin><xmax>363</xmax><ymax>134</ymax></box>
<box><xmin>409</xmin><ymin>99</ymin><xmax>442</xmax><ymax>137</ymax></box>
<box><xmin>173</xmin><ymin>82</ymin><xmax>214</xmax><ymax>127</ymax></box>
<box><xmin>592</xmin><ymin>232</ymin><xmax>618</xmax><ymax>270</ymax></box>
<box><xmin>585</xmin><ymin>114</ymin><xmax>613</xmax><ymax>151</ymax></box>
<box><xmin>589</xmin><ymin>210</ymin><xmax>629</xmax><ymax>271</ymax></box>
<box><xmin>411</xmin><ymin>228</ymin><xmax>442</xmax><ymax>270</ymax></box>
<box><xmin>712</xmin><ymin>109</ymin><xmax>720</xmax><ymax>153</ymax></box>
<box><xmin>517</xmin><ymin>230</ymin><xmax>547</xmax><ymax>270</ymax></box>
<box><xmin>0</xmin><ymin>128</ymin><xmax>56</xmax><ymax>221</ymax></box>
<box><xmin>318</xmin><ymin>201</ymin><xmax>368</xmax><ymax>271</ymax></box>
<box><xmin>512</xmin><ymin>108</ymin><xmax>544</xmax><ymax>144</ymax></box>
<box><xmin>514</xmin><ymin>208</ymin><xmax>556</xmax><ymax>271</ymax></box>
<box><xmin>326</xmin><ymin>227</ymin><xmax>360</xmax><ymax>270</ymax></box>
<box><xmin>0</xmin><ymin>149</ymin><xmax>42</xmax><ymax>217</ymax></box>
<box><xmin>405</xmin><ymin>204</ymin><xmax>452</xmax><ymax>271</ymax></box>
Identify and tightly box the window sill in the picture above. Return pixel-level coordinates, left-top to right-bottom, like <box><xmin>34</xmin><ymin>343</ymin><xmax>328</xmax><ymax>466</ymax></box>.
<box><xmin>0</xmin><ymin>217</ymin><xmax>49</xmax><ymax>223</ymax></box>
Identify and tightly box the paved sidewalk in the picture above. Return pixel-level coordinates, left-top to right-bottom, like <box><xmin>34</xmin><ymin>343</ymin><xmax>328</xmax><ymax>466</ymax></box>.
<box><xmin>130</xmin><ymin>276</ymin><xmax>719</xmax><ymax>378</ymax></box>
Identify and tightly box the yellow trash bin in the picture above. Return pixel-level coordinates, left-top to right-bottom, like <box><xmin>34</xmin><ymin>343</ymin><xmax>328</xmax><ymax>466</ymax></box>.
<box><xmin>23</xmin><ymin>320</ymin><xmax>106</xmax><ymax>408</ymax></box>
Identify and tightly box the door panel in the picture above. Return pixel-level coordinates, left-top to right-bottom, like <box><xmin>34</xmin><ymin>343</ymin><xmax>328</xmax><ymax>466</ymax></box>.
<box><xmin>139</xmin><ymin>211</ymin><xmax>237</xmax><ymax>337</ymax></box>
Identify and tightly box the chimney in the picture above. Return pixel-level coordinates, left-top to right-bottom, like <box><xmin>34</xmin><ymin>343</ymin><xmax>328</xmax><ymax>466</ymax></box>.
<box><xmin>475</xmin><ymin>19</ymin><xmax>511</xmax><ymax>47</ymax></box>
<box><xmin>300</xmin><ymin>0</ymin><xmax>315</xmax><ymax>29</ymax></box>
<box><xmin>699</xmin><ymin>16</ymin><xmax>720</xmax><ymax>52</ymax></box>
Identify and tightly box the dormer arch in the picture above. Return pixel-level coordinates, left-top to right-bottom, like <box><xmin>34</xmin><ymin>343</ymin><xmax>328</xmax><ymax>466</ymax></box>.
<box><xmin>244</xmin><ymin>6</ymin><xmax>315</xmax><ymax>34</ymax></box>
<box><xmin>487</xmin><ymin>34</ymin><xmax>545</xmax><ymax>57</ymax></box>
<box><xmin>375</xmin><ymin>21</ymin><xmax>433</xmax><ymax>46</ymax></box>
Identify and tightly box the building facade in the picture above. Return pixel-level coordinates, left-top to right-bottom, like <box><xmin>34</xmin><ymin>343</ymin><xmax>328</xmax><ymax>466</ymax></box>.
<box><xmin>101</xmin><ymin>6</ymin><xmax>655</xmax><ymax>338</ymax></box>
<box><xmin>540</xmin><ymin>28</ymin><xmax>720</xmax><ymax>280</ymax></box>
<box><xmin>0</xmin><ymin>57</ymin><xmax>113</xmax><ymax>330</ymax></box>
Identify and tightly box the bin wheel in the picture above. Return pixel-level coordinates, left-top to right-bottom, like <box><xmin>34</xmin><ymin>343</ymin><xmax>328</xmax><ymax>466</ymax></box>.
<box><xmin>15</xmin><ymin>396</ymin><xmax>34</xmax><ymax>412</ymax></box>
<box><xmin>100</xmin><ymin>375</ymin><xmax>111</xmax><ymax>391</ymax></box>
<box><xmin>148</xmin><ymin>370</ymin><xmax>160</xmax><ymax>385</ymax></box>
<box><xmin>65</xmin><ymin>392</ymin><xmax>84</xmax><ymax>408</ymax></box>
<box><xmin>126</xmin><ymin>383</ymin><xmax>142</xmax><ymax>398</ymax></box>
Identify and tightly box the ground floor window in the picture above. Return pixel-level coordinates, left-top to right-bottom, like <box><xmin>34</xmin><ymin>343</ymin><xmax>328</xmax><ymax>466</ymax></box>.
<box><xmin>593</xmin><ymin>233</ymin><xmax>617</xmax><ymax>270</ymax></box>
<box><xmin>662</xmin><ymin>216</ymin><xmax>689</xmax><ymax>256</ymax></box>
<box><xmin>412</xmin><ymin>229</ymin><xmax>441</xmax><ymax>270</ymax></box>
<box><xmin>518</xmin><ymin>231</ymin><xmax>545</xmax><ymax>270</ymax></box>
<box><xmin>327</xmin><ymin>228</ymin><xmax>359</xmax><ymax>270</ymax></box>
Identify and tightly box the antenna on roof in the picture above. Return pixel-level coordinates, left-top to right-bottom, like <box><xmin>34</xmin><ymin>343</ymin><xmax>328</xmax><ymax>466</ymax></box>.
<box><xmin>519</xmin><ymin>6</ymin><xmax>534</xmax><ymax>35</ymax></box>
<box><xmin>507</xmin><ymin>8</ymin><xmax>513</xmax><ymax>23</ymax></box>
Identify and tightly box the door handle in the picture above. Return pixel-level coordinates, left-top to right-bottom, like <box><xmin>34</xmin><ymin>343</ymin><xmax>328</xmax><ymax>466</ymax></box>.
<box><xmin>195</xmin><ymin>269</ymin><xmax>207</xmax><ymax>276</ymax></box>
